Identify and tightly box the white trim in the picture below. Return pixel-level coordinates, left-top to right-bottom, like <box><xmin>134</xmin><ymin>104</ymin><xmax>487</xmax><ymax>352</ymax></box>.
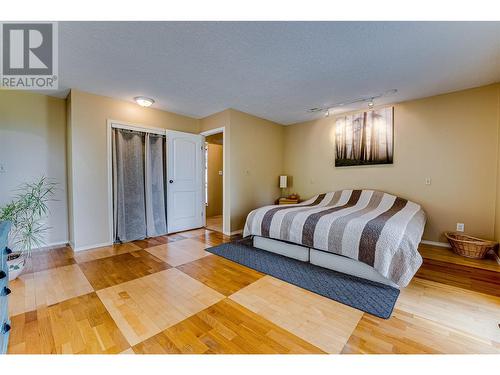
<box><xmin>30</xmin><ymin>241</ymin><xmax>69</xmax><ymax>253</ymax></box>
<box><xmin>108</xmin><ymin>119</ymin><xmax>166</xmax><ymax>135</ymax></box>
<box><xmin>200</xmin><ymin>127</ymin><xmax>228</xmax><ymax>235</ymax></box>
<box><xmin>230</xmin><ymin>229</ymin><xmax>243</xmax><ymax>236</ymax></box>
<box><xmin>200</xmin><ymin>126</ymin><xmax>225</xmax><ymax>137</ymax></box>
<box><xmin>71</xmin><ymin>241</ymin><xmax>113</xmax><ymax>252</ymax></box>
<box><xmin>107</xmin><ymin>120</ymin><xmax>114</xmax><ymax>246</ymax></box>
<box><xmin>420</xmin><ymin>240</ymin><xmax>451</xmax><ymax>248</ymax></box>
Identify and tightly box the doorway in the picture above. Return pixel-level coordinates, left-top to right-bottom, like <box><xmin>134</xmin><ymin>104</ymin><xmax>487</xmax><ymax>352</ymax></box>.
<box><xmin>203</xmin><ymin>130</ymin><xmax>224</xmax><ymax>233</ymax></box>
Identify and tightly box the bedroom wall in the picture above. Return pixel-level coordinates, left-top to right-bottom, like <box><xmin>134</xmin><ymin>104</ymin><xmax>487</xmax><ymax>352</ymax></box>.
<box><xmin>283</xmin><ymin>84</ymin><xmax>500</xmax><ymax>243</ymax></box>
<box><xmin>0</xmin><ymin>91</ymin><xmax>68</xmax><ymax>246</ymax></box>
<box><xmin>200</xmin><ymin>109</ymin><xmax>284</xmax><ymax>233</ymax></box>
<box><xmin>68</xmin><ymin>89</ymin><xmax>200</xmax><ymax>250</ymax></box>
<box><xmin>495</xmin><ymin>87</ymin><xmax>500</xmax><ymax>247</ymax></box>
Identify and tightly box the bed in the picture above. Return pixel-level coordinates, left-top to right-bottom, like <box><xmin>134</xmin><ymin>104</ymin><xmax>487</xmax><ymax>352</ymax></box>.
<box><xmin>243</xmin><ymin>189</ymin><xmax>426</xmax><ymax>288</ymax></box>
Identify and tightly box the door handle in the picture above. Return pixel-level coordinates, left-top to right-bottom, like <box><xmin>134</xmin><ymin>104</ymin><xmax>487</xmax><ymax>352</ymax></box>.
<box><xmin>169</xmin><ymin>180</ymin><xmax>174</xmax><ymax>184</ymax></box>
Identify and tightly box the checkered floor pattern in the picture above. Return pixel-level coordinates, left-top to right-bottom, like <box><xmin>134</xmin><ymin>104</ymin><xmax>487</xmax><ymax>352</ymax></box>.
<box><xmin>6</xmin><ymin>228</ymin><xmax>500</xmax><ymax>354</ymax></box>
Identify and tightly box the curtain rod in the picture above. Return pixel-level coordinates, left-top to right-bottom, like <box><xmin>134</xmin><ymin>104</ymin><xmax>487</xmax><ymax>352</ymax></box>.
<box><xmin>114</xmin><ymin>128</ymin><xmax>166</xmax><ymax>138</ymax></box>
<box><xmin>111</xmin><ymin>123</ymin><xmax>166</xmax><ymax>136</ymax></box>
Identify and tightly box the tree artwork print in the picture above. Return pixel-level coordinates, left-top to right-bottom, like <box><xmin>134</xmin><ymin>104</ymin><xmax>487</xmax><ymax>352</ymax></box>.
<box><xmin>335</xmin><ymin>107</ymin><xmax>394</xmax><ymax>167</ymax></box>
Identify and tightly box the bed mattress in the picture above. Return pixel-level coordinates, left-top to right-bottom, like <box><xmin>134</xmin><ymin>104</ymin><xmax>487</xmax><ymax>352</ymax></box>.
<box><xmin>243</xmin><ymin>189</ymin><xmax>426</xmax><ymax>287</ymax></box>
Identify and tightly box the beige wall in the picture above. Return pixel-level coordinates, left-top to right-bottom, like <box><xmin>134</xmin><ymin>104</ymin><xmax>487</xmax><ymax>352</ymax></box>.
<box><xmin>4</xmin><ymin>84</ymin><xmax>499</xmax><ymax>249</ymax></box>
<box><xmin>229</xmin><ymin>110</ymin><xmax>284</xmax><ymax>230</ymax></box>
<box><xmin>495</xmin><ymin>87</ymin><xmax>500</xmax><ymax>244</ymax></box>
<box><xmin>68</xmin><ymin>89</ymin><xmax>200</xmax><ymax>250</ymax></box>
<box><xmin>0</xmin><ymin>91</ymin><xmax>68</xmax><ymax>245</ymax></box>
<box><xmin>284</xmin><ymin>84</ymin><xmax>500</xmax><ymax>242</ymax></box>
<box><xmin>206</xmin><ymin>136</ymin><xmax>223</xmax><ymax>217</ymax></box>
<box><xmin>200</xmin><ymin>109</ymin><xmax>284</xmax><ymax>232</ymax></box>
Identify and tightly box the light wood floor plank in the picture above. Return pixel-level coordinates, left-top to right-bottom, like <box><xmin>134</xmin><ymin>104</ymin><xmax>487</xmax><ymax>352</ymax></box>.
<box><xmin>145</xmin><ymin>238</ymin><xmax>211</xmax><ymax>267</ymax></box>
<box><xmin>9</xmin><ymin>264</ymin><xmax>94</xmax><ymax>316</ymax></box>
<box><xmin>230</xmin><ymin>275</ymin><xmax>363</xmax><ymax>353</ymax></box>
<box><xmin>342</xmin><ymin>307</ymin><xmax>500</xmax><ymax>354</ymax></box>
<box><xmin>395</xmin><ymin>277</ymin><xmax>500</xmax><ymax>344</ymax></box>
<box><xmin>96</xmin><ymin>268</ymin><xmax>225</xmax><ymax>346</ymax></box>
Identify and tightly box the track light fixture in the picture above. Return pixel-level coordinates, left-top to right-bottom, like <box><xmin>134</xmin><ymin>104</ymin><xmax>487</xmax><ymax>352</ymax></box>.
<box><xmin>307</xmin><ymin>89</ymin><xmax>397</xmax><ymax>115</ymax></box>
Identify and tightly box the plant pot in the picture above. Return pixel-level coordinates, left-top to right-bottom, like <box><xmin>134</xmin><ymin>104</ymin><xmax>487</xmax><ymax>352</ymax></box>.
<box><xmin>7</xmin><ymin>252</ymin><xmax>26</xmax><ymax>280</ymax></box>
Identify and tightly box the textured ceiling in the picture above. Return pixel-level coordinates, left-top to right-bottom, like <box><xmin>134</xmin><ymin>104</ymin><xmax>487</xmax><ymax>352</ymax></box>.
<box><xmin>54</xmin><ymin>21</ymin><xmax>500</xmax><ymax>124</ymax></box>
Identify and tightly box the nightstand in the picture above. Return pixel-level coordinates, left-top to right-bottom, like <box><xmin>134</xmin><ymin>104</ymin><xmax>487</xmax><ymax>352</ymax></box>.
<box><xmin>277</xmin><ymin>197</ymin><xmax>300</xmax><ymax>205</ymax></box>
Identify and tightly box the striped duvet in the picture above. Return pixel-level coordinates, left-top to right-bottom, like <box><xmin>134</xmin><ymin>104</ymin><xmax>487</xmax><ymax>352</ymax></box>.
<box><xmin>243</xmin><ymin>190</ymin><xmax>426</xmax><ymax>287</ymax></box>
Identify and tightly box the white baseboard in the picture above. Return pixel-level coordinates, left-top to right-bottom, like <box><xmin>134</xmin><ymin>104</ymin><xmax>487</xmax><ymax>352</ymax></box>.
<box><xmin>72</xmin><ymin>241</ymin><xmax>112</xmax><ymax>252</ymax></box>
<box><xmin>30</xmin><ymin>241</ymin><xmax>69</xmax><ymax>253</ymax></box>
<box><xmin>420</xmin><ymin>240</ymin><xmax>451</xmax><ymax>248</ymax></box>
<box><xmin>229</xmin><ymin>229</ymin><xmax>243</xmax><ymax>236</ymax></box>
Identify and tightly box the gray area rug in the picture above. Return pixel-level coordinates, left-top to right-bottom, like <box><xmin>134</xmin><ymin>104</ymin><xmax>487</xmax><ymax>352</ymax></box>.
<box><xmin>206</xmin><ymin>238</ymin><xmax>400</xmax><ymax>319</ymax></box>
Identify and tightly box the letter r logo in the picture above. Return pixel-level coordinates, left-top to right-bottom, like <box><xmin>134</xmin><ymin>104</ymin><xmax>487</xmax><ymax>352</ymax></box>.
<box><xmin>2</xmin><ymin>23</ymin><xmax>53</xmax><ymax>75</ymax></box>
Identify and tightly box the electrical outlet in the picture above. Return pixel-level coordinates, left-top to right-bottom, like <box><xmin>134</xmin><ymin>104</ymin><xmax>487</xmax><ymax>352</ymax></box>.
<box><xmin>0</xmin><ymin>163</ymin><xmax>5</xmax><ymax>173</ymax></box>
<box><xmin>425</xmin><ymin>177</ymin><xmax>431</xmax><ymax>185</ymax></box>
<box><xmin>218</xmin><ymin>170</ymin><xmax>223</xmax><ymax>176</ymax></box>
<box><xmin>456</xmin><ymin>223</ymin><xmax>465</xmax><ymax>232</ymax></box>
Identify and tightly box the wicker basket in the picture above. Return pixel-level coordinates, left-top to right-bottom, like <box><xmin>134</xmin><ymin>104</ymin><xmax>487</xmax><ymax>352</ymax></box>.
<box><xmin>444</xmin><ymin>232</ymin><xmax>498</xmax><ymax>259</ymax></box>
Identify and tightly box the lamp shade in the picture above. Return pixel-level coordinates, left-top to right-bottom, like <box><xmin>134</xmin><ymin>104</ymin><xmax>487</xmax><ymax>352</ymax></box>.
<box><xmin>279</xmin><ymin>175</ymin><xmax>288</xmax><ymax>189</ymax></box>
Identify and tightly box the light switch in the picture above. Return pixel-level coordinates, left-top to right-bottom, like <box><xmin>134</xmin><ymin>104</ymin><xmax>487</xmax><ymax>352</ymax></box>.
<box><xmin>218</xmin><ymin>170</ymin><xmax>223</xmax><ymax>176</ymax></box>
<box><xmin>425</xmin><ymin>177</ymin><xmax>431</xmax><ymax>185</ymax></box>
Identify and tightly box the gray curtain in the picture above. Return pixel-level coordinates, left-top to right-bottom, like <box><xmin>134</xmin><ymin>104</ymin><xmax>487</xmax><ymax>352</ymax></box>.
<box><xmin>113</xmin><ymin>128</ymin><xmax>167</xmax><ymax>243</ymax></box>
<box><xmin>145</xmin><ymin>133</ymin><xmax>167</xmax><ymax>237</ymax></box>
<box><xmin>113</xmin><ymin>129</ymin><xmax>147</xmax><ymax>242</ymax></box>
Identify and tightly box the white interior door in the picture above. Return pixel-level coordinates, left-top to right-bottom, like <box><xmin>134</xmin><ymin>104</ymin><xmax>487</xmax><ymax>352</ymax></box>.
<box><xmin>167</xmin><ymin>130</ymin><xmax>204</xmax><ymax>233</ymax></box>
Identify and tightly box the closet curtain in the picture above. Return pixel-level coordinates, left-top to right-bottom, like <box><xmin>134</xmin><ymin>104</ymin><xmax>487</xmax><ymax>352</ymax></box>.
<box><xmin>112</xmin><ymin>128</ymin><xmax>167</xmax><ymax>243</ymax></box>
<box><xmin>145</xmin><ymin>133</ymin><xmax>167</xmax><ymax>237</ymax></box>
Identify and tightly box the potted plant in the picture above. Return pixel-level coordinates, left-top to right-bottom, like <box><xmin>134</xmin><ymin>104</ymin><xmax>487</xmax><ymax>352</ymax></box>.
<box><xmin>0</xmin><ymin>177</ymin><xmax>57</xmax><ymax>280</ymax></box>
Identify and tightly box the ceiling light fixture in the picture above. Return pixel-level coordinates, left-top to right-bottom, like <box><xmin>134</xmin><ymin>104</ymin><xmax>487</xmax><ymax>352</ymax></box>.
<box><xmin>307</xmin><ymin>89</ymin><xmax>397</xmax><ymax>115</ymax></box>
<box><xmin>134</xmin><ymin>96</ymin><xmax>155</xmax><ymax>107</ymax></box>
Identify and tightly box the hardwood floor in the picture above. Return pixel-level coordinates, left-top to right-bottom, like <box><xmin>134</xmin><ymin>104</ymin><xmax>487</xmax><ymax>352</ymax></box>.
<box><xmin>145</xmin><ymin>238</ymin><xmax>211</xmax><ymax>267</ymax></box>
<box><xmin>177</xmin><ymin>254</ymin><xmax>265</xmax><ymax>296</ymax></box>
<box><xmin>205</xmin><ymin>215</ymin><xmax>223</xmax><ymax>233</ymax></box>
<box><xmin>230</xmin><ymin>275</ymin><xmax>364</xmax><ymax>353</ymax></box>
<box><xmin>6</xmin><ymin>232</ymin><xmax>500</xmax><ymax>354</ymax></box>
<box><xmin>8</xmin><ymin>292</ymin><xmax>129</xmax><ymax>354</ymax></box>
<box><xmin>78</xmin><ymin>250</ymin><xmax>171</xmax><ymax>290</ymax></box>
<box><xmin>132</xmin><ymin>299</ymin><xmax>325</xmax><ymax>354</ymax></box>
<box><xmin>97</xmin><ymin>268</ymin><xmax>225</xmax><ymax>346</ymax></box>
